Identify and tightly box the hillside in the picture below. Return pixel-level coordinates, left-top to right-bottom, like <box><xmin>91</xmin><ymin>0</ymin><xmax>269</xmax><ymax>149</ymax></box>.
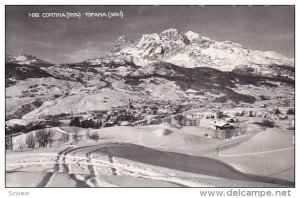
<box><xmin>5</xmin><ymin>28</ymin><xmax>294</xmax><ymax>120</ymax></box>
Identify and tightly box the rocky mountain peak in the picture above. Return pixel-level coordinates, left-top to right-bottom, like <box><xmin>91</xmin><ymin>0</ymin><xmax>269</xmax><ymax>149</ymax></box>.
<box><xmin>6</xmin><ymin>53</ymin><xmax>53</xmax><ymax>66</ymax></box>
<box><xmin>159</xmin><ymin>28</ymin><xmax>190</xmax><ymax>45</ymax></box>
<box><xmin>19</xmin><ymin>53</ymin><xmax>37</xmax><ymax>60</ymax></box>
<box><xmin>112</xmin><ymin>35</ymin><xmax>137</xmax><ymax>53</ymax></box>
<box><xmin>185</xmin><ymin>31</ymin><xmax>200</xmax><ymax>40</ymax></box>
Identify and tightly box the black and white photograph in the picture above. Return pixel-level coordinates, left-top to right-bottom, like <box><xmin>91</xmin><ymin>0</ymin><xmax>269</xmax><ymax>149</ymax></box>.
<box><xmin>4</xmin><ymin>5</ymin><xmax>295</xmax><ymax>189</ymax></box>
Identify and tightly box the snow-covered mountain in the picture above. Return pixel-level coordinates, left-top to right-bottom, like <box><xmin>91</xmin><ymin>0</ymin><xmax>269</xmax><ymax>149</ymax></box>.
<box><xmin>84</xmin><ymin>28</ymin><xmax>294</xmax><ymax>78</ymax></box>
<box><xmin>5</xmin><ymin>29</ymin><xmax>295</xmax><ymax>119</ymax></box>
<box><xmin>6</xmin><ymin>53</ymin><xmax>53</xmax><ymax>66</ymax></box>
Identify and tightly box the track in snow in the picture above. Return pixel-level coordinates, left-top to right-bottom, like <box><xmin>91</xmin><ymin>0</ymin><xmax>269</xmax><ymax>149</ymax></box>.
<box><xmin>6</xmin><ymin>142</ymin><xmax>294</xmax><ymax>187</ymax></box>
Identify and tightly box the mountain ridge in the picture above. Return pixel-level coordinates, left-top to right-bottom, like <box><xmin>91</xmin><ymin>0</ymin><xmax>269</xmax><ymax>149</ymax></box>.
<box><xmin>6</xmin><ymin>53</ymin><xmax>53</xmax><ymax>67</ymax></box>
<box><xmin>80</xmin><ymin>28</ymin><xmax>293</xmax><ymax>80</ymax></box>
<box><xmin>5</xmin><ymin>28</ymin><xmax>294</xmax><ymax>118</ymax></box>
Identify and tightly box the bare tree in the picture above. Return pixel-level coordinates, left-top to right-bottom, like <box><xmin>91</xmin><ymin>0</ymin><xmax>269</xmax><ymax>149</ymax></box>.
<box><xmin>241</xmin><ymin>125</ymin><xmax>247</xmax><ymax>135</ymax></box>
<box><xmin>26</xmin><ymin>133</ymin><xmax>35</xmax><ymax>149</ymax></box>
<box><xmin>225</xmin><ymin>129</ymin><xmax>231</xmax><ymax>139</ymax></box>
<box><xmin>86</xmin><ymin>130</ymin><xmax>91</xmax><ymax>139</ymax></box>
<box><xmin>174</xmin><ymin>114</ymin><xmax>186</xmax><ymax>126</ymax></box>
<box><xmin>36</xmin><ymin>129</ymin><xmax>54</xmax><ymax>147</ymax></box>
<box><xmin>61</xmin><ymin>133</ymin><xmax>70</xmax><ymax>142</ymax></box>
<box><xmin>232</xmin><ymin>126</ymin><xmax>239</xmax><ymax>137</ymax></box>
<box><xmin>225</xmin><ymin>128</ymin><xmax>237</xmax><ymax>139</ymax></box>
<box><xmin>235</xmin><ymin>122</ymin><xmax>247</xmax><ymax>135</ymax></box>
<box><xmin>214</xmin><ymin>129</ymin><xmax>219</xmax><ymax>138</ymax></box>
<box><xmin>17</xmin><ymin>139</ymin><xmax>26</xmax><ymax>150</ymax></box>
<box><xmin>46</xmin><ymin>130</ymin><xmax>54</xmax><ymax>147</ymax></box>
<box><xmin>36</xmin><ymin>129</ymin><xmax>48</xmax><ymax>148</ymax></box>
<box><xmin>72</xmin><ymin>128</ymin><xmax>79</xmax><ymax>144</ymax></box>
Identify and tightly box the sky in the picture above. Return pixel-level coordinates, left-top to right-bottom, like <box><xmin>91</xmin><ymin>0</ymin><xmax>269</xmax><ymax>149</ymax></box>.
<box><xmin>6</xmin><ymin>5</ymin><xmax>295</xmax><ymax>64</ymax></box>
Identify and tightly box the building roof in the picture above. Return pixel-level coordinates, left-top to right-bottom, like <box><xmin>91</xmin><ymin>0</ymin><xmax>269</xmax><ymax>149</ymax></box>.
<box><xmin>214</xmin><ymin>121</ymin><xmax>228</xmax><ymax>127</ymax></box>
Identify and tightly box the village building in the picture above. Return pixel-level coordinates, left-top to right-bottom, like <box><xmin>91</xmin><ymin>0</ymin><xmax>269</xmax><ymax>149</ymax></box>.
<box><xmin>213</xmin><ymin>120</ymin><xmax>235</xmax><ymax>139</ymax></box>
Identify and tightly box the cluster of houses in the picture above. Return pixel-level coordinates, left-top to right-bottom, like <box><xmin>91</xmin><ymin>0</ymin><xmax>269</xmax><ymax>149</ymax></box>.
<box><xmin>30</xmin><ymin>100</ymin><xmax>242</xmax><ymax>139</ymax></box>
<box><xmin>10</xmin><ymin>96</ymin><xmax>293</xmax><ymax>141</ymax></box>
<box><xmin>66</xmin><ymin>100</ymin><xmax>202</xmax><ymax>129</ymax></box>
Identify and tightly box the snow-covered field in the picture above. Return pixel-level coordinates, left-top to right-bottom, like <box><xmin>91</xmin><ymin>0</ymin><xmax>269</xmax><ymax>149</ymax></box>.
<box><xmin>6</xmin><ymin>124</ymin><xmax>294</xmax><ymax>187</ymax></box>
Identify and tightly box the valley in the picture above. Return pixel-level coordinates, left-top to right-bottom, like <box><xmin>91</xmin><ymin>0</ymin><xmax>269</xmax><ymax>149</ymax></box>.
<box><xmin>5</xmin><ymin>28</ymin><xmax>295</xmax><ymax>187</ymax></box>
